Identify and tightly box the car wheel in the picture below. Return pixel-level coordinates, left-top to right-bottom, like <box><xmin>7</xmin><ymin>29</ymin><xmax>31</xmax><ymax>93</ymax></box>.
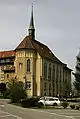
<box><xmin>53</xmin><ymin>103</ymin><xmax>57</xmax><ymax>106</ymax></box>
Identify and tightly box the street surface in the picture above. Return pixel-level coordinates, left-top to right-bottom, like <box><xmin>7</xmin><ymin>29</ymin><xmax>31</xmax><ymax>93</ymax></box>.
<box><xmin>0</xmin><ymin>100</ymin><xmax>80</xmax><ymax>119</ymax></box>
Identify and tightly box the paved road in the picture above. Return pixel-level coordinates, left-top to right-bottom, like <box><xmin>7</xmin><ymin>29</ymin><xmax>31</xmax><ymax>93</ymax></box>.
<box><xmin>0</xmin><ymin>100</ymin><xmax>80</xmax><ymax>119</ymax></box>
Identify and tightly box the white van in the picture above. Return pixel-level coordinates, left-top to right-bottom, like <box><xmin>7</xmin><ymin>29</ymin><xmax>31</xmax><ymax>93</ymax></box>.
<box><xmin>38</xmin><ymin>96</ymin><xmax>60</xmax><ymax>106</ymax></box>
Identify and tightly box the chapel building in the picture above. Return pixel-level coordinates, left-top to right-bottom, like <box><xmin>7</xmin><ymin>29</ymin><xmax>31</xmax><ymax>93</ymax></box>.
<box><xmin>0</xmin><ymin>6</ymin><xmax>72</xmax><ymax>97</ymax></box>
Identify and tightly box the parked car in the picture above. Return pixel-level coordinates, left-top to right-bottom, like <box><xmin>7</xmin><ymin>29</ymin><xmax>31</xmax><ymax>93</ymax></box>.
<box><xmin>38</xmin><ymin>96</ymin><xmax>60</xmax><ymax>106</ymax></box>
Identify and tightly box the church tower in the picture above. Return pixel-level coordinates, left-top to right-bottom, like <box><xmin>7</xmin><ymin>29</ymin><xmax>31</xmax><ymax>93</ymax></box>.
<box><xmin>28</xmin><ymin>4</ymin><xmax>35</xmax><ymax>39</ymax></box>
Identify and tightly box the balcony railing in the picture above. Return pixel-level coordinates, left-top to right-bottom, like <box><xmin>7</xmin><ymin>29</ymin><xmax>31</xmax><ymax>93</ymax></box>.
<box><xmin>0</xmin><ymin>59</ymin><xmax>14</xmax><ymax>64</ymax></box>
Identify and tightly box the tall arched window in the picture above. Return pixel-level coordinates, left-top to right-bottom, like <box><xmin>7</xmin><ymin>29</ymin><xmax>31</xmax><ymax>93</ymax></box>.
<box><xmin>48</xmin><ymin>63</ymin><xmax>51</xmax><ymax>79</ymax></box>
<box><xmin>44</xmin><ymin>62</ymin><xmax>47</xmax><ymax>79</ymax></box>
<box><xmin>52</xmin><ymin>65</ymin><xmax>55</xmax><ymax>79</ymax></box>
<box><xmin>27</xmin><ymin>59</ymin><xmax>30</xmax><ymax>72</ymax></box>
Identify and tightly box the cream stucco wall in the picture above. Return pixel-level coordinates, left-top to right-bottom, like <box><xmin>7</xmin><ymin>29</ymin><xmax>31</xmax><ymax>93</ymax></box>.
<box><xmin>0</xmin><ymin>50</ymin><xmax>71</xmax><ymax>97</ymax></box>
<box><xmin>15</xmin><ymin>50</ymin><xmax>37</xmax><ymax>97</ymax></box>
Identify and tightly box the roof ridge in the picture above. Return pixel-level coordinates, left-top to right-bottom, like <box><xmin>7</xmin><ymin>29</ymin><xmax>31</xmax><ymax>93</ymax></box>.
<box><xmin>34</xmin><ymin>39</ymin><xmax>48</xmax><ymax>48</ymax></box>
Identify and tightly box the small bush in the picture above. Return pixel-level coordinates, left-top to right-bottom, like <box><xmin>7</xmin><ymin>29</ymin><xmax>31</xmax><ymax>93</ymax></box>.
<box><xmin>20</xmin><ymin>99</ymin><xmax>28</xmax><ymax>108</ymax></box>
<box><xmin>61</xmin><ymin>101</ymin><xmax>69</xmax><ymax>109</ymax></box>
<box><xmin>37</xmin><ymin>102</ymin><xmax>44</xmax><ymax>108</ymax></box>
<box><xmin>3</xmin><ymin>89</ymin><xmax>11</xmax><ymax>99</ymax></box>
<box><xmin>21</xmin><ymin>97</ymin><xmax>39</xmax><ymax>108</ymax></box>
<box><xmin>76</xmin><ymin>106</ymin><xmax>80</xmax><ymax>110</ymax></box>
<box><xmin>70</xmin><ymin>105</ymin><xmax>75</xmax><ymax>109</ymax></box>
<box><xmin>10</xmin><ymin>84</ymin><xmax>27</xmax><ymax>103</ymax></box>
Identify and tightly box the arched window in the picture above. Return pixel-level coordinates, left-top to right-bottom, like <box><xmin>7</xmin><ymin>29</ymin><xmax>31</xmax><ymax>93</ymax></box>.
<box><xmin>52</xmin><ymin>65</ymin><xmax>55</xmax><ymax>79</ymax></box>
<box><xmin>48</xmin><ymin>63</ymin><xmax>51</xmax><ymax>79</ymax></box>
<box><xmin>27</xmin><ymin>59</ymin><xmax>30</xmax><ymax>72</ymax></box>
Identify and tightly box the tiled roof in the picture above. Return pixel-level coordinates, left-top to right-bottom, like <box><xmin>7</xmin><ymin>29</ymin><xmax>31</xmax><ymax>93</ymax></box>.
<box><xmin>15</xmin><ymin>36</ymin><xmax>35</xmax><ymax>50</ymax></box>
<box><xmin>0</xmin><ymin>50</ymin><xmax>15</xmax><ymax>59</ymax></box>
<box><xmin>15</xmin><ymin>36</ymin><xmax>65</xmax><ymax>65</ymax></box>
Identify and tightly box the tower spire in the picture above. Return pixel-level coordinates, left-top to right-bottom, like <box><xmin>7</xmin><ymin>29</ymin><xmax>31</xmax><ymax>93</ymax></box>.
<box><xmin>28</xmin><ymin>3</ymin><xmax>35</xmax><ymax>39</ymax></box>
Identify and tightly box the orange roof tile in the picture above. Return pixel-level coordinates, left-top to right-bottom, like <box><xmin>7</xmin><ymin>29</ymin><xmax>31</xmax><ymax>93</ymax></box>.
<box><xmin>0</xmin><ymin>50</ymin><xmax>15</xmax><ymax>59</ymax></box>
<box><xmin>15</xmin><ymin>36</ymin><xmax>65</xmax><ymax>65</ymax></box>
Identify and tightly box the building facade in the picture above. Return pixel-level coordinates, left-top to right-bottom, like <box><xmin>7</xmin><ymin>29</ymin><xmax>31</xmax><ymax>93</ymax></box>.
<box><xmin>0</xmin><ymin>7</ymin><xmax>72</xmax><ymax>97</ymax></box>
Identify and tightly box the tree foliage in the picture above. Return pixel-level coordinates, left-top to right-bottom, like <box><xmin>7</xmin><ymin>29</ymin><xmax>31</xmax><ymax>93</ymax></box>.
<box><xmin>73</xmin><ymin>52</ymin><xmax>80</xmax><ymax>93</ymax></box>
<box><xmin>10</xmin><ymin>82</ymin><xmax>27</xmax><ymax>103</ymax></box>
<box><xmin>6</xmin><ymin>79</ymin><xmax>27</xmax><ymax>102</ymax></box>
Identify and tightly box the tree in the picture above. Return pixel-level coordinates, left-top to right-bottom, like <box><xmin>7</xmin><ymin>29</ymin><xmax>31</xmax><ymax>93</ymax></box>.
<box><xmin>6</xmin><ymin>79</ymin><xmax>27</xmax><ymax>103</ymax></box>
<box><xmin>73</xmin><ymin>50</ymin><xmax>80</xmax><ymax>94</ymax></box>
<box><xmin>10</xmin><ymin>82</ymin><xmax>27</xmax><ymax>103</ymax></box>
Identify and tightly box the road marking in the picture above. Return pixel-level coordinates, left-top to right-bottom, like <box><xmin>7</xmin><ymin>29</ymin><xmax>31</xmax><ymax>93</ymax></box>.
<box><xmin>29</xmin><ymin>109</ymin><xmax>76</xmax><ymax>119</ymax></box>
<box><xmin>0</xmin><ymin>110</ymin><xmax>22</xmax><ymax>119</ymax></box>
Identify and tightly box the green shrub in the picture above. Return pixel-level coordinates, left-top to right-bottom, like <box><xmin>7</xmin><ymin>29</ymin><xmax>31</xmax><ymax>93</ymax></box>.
<box><xmin>20</xmin><ymin>99</ymin><xmax>28</xmax><ymax>108</ymax></box>
<box><xmin>61</xmin><ymin>101</ymin><xmax>69</xmax><ymax>109</ymax></box>
<box><xmin>70</xmin><ymin>105</ymin><xmax>75</xmax><ymax>109</ymax></box>
<box><xmin>10</xmin><ymin>84</ymin><xmax>27</xmax><ymax>103</ymax></box>
<box><xmin>21</xmin><ymin>97</ymin><xmax>39</xmax><ymax>108</ymax></box>
<box><xmin>76</xmin><ymin>106</ymin><xmax>80</xmax><ymax>110</ymax></box>
<box><xmin>75</xmin><ymin>103</ymin><xmax>80</xmax><ymax>110</ymax></box>
<box><xmin>37</xmin><ymin>102</ymin><xmax>44</xmax><ymax>108</ymax></box>
<box><xmin>3</xmin><ymin>89</ymin><xmax>11</xmax><ymax>99</ymax></box>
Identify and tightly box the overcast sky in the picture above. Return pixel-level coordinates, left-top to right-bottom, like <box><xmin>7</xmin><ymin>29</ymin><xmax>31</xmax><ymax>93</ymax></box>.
<box><xmin>0</xmin><ymin>0</ymin><xmax>80</xmax><ymax>72</ymax></box>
